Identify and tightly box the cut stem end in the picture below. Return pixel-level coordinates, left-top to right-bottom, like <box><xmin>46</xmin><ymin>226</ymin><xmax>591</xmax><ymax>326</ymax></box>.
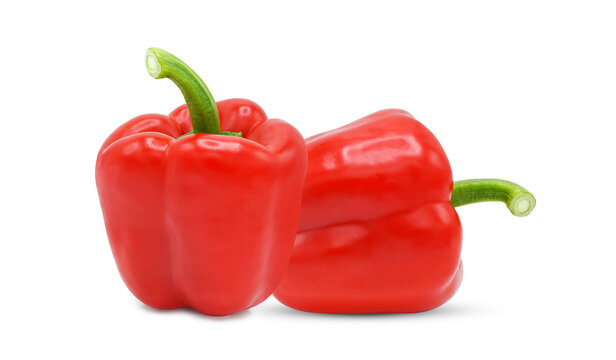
<box><xmin>145</xmin><ymin>49</ymin><xmax>161</xmax><ymax>78</ymax></box>
<box><xmin>510</xmin><ymin>193</ymin><xmax>535</xmax><ymax>217</ymax></box>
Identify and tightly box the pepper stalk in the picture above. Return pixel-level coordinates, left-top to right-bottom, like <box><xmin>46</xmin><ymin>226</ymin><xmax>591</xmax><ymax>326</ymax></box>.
<box><xmin>145</xmin><ymin>47</ymin><xmax>241</xmax><ymax>138</ymax></box>
<box><xmin>451</xmin><ymin>179</ymin><xmax>535</xmax><ymax>217</ymax></box>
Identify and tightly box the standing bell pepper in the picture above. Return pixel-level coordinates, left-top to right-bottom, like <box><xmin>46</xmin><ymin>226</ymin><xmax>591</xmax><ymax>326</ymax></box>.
<box><xmin>96</xmin><ymin>48</ymin><xmax>307</xmax><ymax>316</ymax></box>
<box><xmin>273</xmin><ymin>110</ymin><xmax>535</xmax><ymax>314</ymax></box>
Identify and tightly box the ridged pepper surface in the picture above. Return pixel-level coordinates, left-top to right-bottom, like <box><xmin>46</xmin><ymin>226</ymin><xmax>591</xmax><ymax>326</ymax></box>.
<box><xmin>96</xmin><ymin>49</ymin><xmax>306</xmax><ymax>316</ymax></box>
<box><xmin>274</xmin><ymin>110</ymin><xmax>535</xmax><ymax>314</ymax></box>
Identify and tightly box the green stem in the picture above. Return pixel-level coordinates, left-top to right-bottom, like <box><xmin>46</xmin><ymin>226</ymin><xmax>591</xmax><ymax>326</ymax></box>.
<box><xmin>145</xmin><ymin>48</ymin><xmax>237</xmax><ymax>136</ymax></box>
<box><xmin>451</xmin><ymin>179</ymin><xmax>536</xmax><ymax>217</ymax></box>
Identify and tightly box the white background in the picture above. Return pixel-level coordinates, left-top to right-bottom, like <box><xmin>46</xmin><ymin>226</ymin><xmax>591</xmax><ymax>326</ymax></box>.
<box><xmin>1</xmin><ymin>1</ymin><xmax>615</xmax><ymax>358</ymax></box>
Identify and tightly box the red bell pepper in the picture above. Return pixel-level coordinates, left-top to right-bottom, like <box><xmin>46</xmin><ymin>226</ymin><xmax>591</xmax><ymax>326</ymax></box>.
<box><xmin>273</xmin><ymin>110</ymin><xmax>535</xmax><ymax>314</ymax></box>
<box><xmin>96</xmin><ymin>48</ymin><xmax>306</xmax><ymax>316</ymax></box>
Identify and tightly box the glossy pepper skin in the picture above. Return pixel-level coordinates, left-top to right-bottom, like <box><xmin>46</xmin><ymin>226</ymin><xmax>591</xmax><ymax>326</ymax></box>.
<box><xmin>274</xmin><ymin>109</ymin><xmax>463</xmax><ymax>314</ymax></box>
<box><xmin>97</xmin><ymin>99</ymin><xmax>306</xmax><ymax>316</ymax></box>
<box><xmin>97</xmin><ymin>48</ymin><xmax>309</xmax><ymax>316</ymax></box>
<box><xmin>274</xmin><ymin>110</ymin><xmax>462</xmax><ymax>313</ymax></box>
<box><xmin>274</xmin><ymin>109</ymin><xmax>535</xmax><ymax>314</ymax></box>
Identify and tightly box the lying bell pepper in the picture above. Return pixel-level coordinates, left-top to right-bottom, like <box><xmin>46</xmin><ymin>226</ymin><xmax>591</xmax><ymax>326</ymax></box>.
<box><xmin>96</xmin><ymin>48</ymin><xmax>307</xmax><ymax>316</ymax></box>
<box><xmin>273</xmin><ymin>109</ymin><xmax>535</xmax><ymax>314</ymax></box>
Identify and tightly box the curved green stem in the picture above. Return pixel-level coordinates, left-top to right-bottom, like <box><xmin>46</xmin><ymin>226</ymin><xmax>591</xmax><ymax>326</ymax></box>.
<box><xmin>145</xmin><ymin>48</ymin><xmax>228</xmax><ymax>135</ymax></box>
<box><xmin>451</xmin><ymin>179</ymin><xmax>536</xmax><ymax>217</ymax></box>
